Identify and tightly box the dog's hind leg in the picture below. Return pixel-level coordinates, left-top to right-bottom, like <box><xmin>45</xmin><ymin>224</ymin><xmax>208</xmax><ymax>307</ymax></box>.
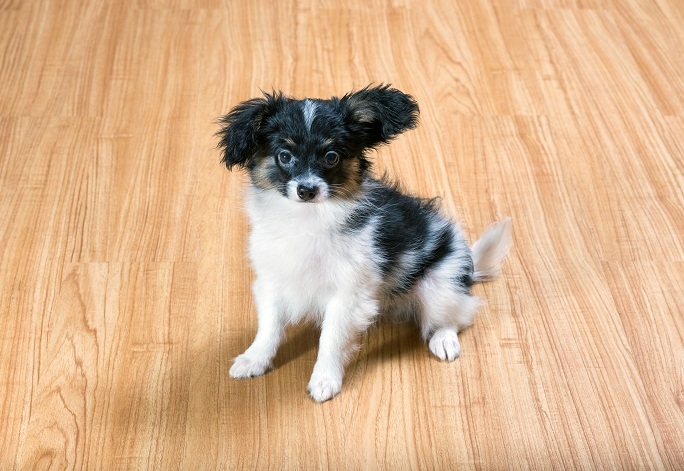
<box><xmin>416</xmin><ymin>266</ymin><xmax>481</xmax><ymax>362</ymax></box>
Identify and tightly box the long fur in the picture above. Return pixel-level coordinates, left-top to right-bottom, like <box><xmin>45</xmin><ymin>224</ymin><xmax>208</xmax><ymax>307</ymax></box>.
<box><xmin>216</xmin><ymin>85</ymin><xmax>512</xmax><ymax>402</ymax></box>
<box><xmin>472</xmin><ymin>217</ymin><xmax>513</xmax><ymax>282</ymax></box>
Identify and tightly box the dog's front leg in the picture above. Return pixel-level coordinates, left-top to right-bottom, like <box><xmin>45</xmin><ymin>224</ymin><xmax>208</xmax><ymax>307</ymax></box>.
<box><xmin>308</xmin><ymin>295</ymin><xmax>378</xmax><ymax>402</ymax></box>
<box><xmin>229</xmin><ymin>279</ymin><xmax>284</xmax><ymax>378</ymax></box>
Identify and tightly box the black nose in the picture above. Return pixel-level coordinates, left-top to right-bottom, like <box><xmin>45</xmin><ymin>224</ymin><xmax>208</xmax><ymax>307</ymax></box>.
<box><xmin>296</xmin><ymin>184</ymin><xmax>318</xmax><ymax>201</ymax></box>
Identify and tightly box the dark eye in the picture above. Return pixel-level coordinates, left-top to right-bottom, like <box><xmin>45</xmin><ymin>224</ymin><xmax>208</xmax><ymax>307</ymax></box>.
<box><xmin>322</xmin><ymin>151</ymin><xmax>340</xmax><ymax>168</ymax></box>
<box><xmin>277</xmin><ymin>150</ymin><xmax>293</xmax><ymax>166</ymax></box>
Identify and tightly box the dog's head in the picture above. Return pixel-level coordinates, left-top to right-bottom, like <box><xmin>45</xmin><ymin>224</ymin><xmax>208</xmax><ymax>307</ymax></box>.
<box><xmin>216</xmin><ymin>85</ymin><xmax>419</xmax><ymax>202</ymax></box>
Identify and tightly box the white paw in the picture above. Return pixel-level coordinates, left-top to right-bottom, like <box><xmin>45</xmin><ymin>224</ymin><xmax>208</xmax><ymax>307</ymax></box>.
<box><xmin>307</xmin><ymin>375</ymin><xmax>342</xmax><ymax>403</ymax></box>
<box><xmin>429</xmin><ymin>329</ymin><xmax>461</xmax><ymax>362</ymax></box>
<box><xmin>229</xmin><ymin>353</ymin><xmax>272</xmax><ymax>378</ymax></box>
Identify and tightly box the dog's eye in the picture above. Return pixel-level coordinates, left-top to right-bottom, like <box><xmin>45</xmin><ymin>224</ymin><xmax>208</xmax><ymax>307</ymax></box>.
<box><xmin>322</xmin><ymin>151</ymin><xmax>340</xmax><ymax>168</ymax></box>
<box><xmin>277</xmin><ymin>150</ymin><xmax>293</xmax><ymax>166</ymax></box>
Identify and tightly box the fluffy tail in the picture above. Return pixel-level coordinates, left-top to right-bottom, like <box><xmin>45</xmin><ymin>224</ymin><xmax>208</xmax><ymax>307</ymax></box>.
<box><xmin>471</xmin><ymin>217</ymin><xmax>512</xmax><ymax>282</ymax></box>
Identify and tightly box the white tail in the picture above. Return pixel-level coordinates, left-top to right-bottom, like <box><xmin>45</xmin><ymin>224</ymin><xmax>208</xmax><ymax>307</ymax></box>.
<box><xmin>471</xmin><ymin>217</ymin><xmax>512</xmax><ymax>282</ymax></box>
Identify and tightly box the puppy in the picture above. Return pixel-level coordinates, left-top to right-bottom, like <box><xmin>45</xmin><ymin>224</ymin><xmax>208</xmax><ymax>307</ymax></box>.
<box><xmin>217</xmin><ymin>85</ymin><xmax>512</xmax><ymax>402</ymax></box>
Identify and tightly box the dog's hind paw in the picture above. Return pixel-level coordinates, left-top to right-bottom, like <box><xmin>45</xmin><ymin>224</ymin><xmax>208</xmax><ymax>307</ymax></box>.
<box><xmin>307</xmin><ymin>375</ymin><xmax>342</xmax><ymax>403</ymax></box>
<box><xmin>229</xmin><ymin>353</ymin><xmax>272</xmax><ymax>378</ymax></box>
<box><xmin>428</xmin><ymin>328</ymin><xmax>461</xmax><ymax>362</ymax></box>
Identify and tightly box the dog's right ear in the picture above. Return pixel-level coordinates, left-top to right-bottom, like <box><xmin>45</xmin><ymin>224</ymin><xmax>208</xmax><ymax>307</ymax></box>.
<box><xmin>216</xmin><ymin>92</ymin><xmax>282</xmax><ymax>170</ymax></box>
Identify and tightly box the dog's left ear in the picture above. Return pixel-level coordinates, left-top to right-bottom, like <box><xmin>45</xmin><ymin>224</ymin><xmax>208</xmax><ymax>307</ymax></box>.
<box><xmin>339</xmin><ymin>84</ymin><xmax>419</xmax><ymax>150</ymax></box>
<box><xmin>216</xmin><ymin>92</ymin><xmax>283</xmax><ymax>170</ymax></box>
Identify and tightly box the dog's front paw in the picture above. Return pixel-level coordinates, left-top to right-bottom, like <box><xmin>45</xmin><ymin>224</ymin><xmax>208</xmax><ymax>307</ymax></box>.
<box><xmin>229</xmin><ymin>353</ymin><xmax>272</xmax><ymax>378</ymax></box>
<box><xmin>307</xmin><ymin>375</ymin><xmax>342</xmax><ymax>403</ymax></box>
<box><xmin>428</xmin><ymin>328</ymin><xmax>461</xmax><ymax>362</ymax></box>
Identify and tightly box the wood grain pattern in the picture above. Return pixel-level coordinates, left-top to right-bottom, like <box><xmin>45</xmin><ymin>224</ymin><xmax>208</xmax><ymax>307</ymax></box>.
<box><xmin>1</xmin><ymin>0</ymin><xmax>683</xmax><ymax>469</ymax></box>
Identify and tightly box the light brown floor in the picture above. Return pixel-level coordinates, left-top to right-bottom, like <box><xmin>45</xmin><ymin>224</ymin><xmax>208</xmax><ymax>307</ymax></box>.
<box><xmin>1</xmin><ymin>0</ymin><xmax>683</xmax><ymax>469</ymax></box>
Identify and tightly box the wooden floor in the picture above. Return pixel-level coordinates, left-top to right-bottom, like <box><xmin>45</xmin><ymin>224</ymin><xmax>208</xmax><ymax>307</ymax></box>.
<box><xmin>1</xmin><ymin>0</ymin><xmax>683</xmax><ymax>469</ymax></box>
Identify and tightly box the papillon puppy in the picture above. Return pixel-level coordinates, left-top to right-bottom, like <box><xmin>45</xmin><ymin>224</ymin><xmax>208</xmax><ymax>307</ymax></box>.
<box><xmin>217</xmin><ymin>85</ymin><xmax>512</xmax><ymax>402</ymax></box>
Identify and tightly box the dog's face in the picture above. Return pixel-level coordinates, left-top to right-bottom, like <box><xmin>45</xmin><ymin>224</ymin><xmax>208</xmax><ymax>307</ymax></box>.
<box><xmin>217</xmin><ymin>85</ymin><xmax>419</xmax><ymax>202</ymax></box>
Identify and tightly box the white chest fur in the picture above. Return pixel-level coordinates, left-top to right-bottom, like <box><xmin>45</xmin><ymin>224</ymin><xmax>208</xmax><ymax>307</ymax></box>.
<box><xmin>244</xmin><ymin>187</ymin><xmax>379</xmax><ymax>320</ymax></box>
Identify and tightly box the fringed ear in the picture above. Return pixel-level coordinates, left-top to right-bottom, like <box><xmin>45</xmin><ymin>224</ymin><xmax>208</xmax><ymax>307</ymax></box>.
<box><xmin>215</xmin><ymin>92</ymin><xmax>283</xmax><ymax>170</ymax></box>
<box><xmin>339</xmin><ymin>84</ymin><xmax>419</xmax><ymax>150</ymax></box>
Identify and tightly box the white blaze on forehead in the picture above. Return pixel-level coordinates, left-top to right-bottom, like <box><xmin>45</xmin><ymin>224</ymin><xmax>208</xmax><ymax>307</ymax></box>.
<box><xmin>302</xmin><ymin>99</ymin><xmax>317</xmax><ymax>132</ymax></box>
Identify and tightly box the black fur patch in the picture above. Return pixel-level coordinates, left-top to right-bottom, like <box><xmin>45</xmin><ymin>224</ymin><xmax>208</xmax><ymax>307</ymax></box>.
<box><xmin>345</xmin><ymin>179</ymin><xmax>471</xmax><ymax>294</ymax></box>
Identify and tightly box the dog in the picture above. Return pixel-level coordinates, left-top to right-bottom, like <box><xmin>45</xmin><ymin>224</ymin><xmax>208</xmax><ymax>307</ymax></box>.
<box><xmin>216</xmin><ymin>85</ymin><xmax>512</xmax><ymax>402</ymax></box>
